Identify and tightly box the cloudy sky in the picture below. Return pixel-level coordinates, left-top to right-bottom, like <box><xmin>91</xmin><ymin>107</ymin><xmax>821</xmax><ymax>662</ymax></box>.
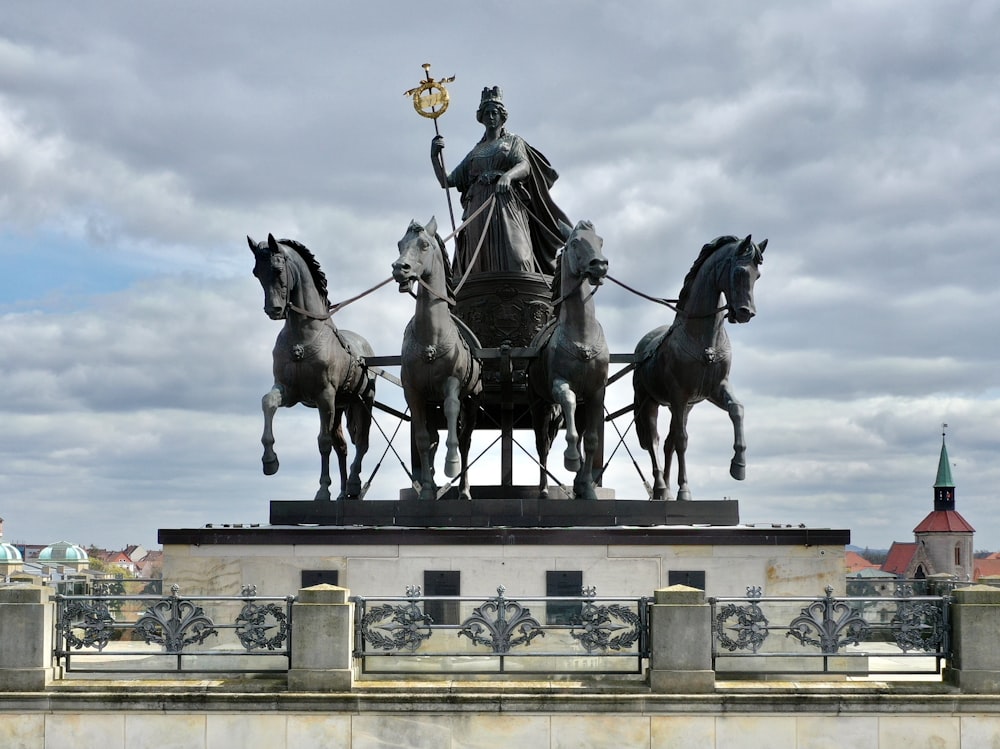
<box><xmin>2</xmin><ymin>1</ymin><xmax>997</xmax><ymax>553</ymax></box>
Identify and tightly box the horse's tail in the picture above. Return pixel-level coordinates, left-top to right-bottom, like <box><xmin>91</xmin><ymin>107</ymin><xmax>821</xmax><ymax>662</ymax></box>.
<box><xmin>632</xmin><ymin>369</ymin><xmax>653</xmax><ymax>451</ymax></box>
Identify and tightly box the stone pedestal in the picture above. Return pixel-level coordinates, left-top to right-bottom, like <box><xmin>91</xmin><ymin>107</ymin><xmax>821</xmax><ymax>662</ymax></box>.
<box><xmin>0</xmin><ymin>585</ymin><xmax>56</xmax><ymax>691</ymax></box>
<box><xmin>287</xmin><ymin>584</ymin><xmax>354</xmax><ymax>692</ymax></box>
<box><xmin>945</xmin><ymin>584</ymin><xmax>1000</xmax><ymax>693</ymax></box>
<box><xmin>648</xmin><ymin>585</ymin><xmax>714</xmax><ymax>693</ymax></box>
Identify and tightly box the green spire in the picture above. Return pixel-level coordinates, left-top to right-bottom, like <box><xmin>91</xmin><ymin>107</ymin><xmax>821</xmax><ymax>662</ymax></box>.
<box><xmin>934</xmin><ymin>433</ymin><xmax>954</xmax><ymax>488</ymax></box>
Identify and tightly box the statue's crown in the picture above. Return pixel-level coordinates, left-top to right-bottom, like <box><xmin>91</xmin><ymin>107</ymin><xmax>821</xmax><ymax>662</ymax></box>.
<box><xmin>479</xmin><ymin>86</ymin><xmax>503</xmax><ymax>106</ymax></box>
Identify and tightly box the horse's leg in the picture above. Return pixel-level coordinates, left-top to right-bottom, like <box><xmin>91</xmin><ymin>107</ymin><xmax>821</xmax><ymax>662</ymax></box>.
<box><xmin>344</xmin><ymin>387</ymin><xmax>374</xmax><ymax>499</ymax></box>
<box><xmin>671</xmin><ymin>404</ymin><xmax>693</xmax><ymax>501</ymax></box>
<box><xmin>409</xmin><ymin>400</ymin><xmax>436</xmax><ymax>501</ymax></box>
<box><xmin>313</xmin><ymin>397</ymin><xmax>337</xmax><ymax>501</ymax></box>
<box><xmin>634</xmin><ymin>391</ymin><xmax>669</xmax><ymax>500</ymax></box>
<box><xmin>330</xmin><ymin>407</ymin><xmax>349</xmax><ymax>501</ymax></box>
<box><xmin>552</xmin><ymin>378</ymin><xmax>580</xmax><ymax>471</ymax></box>
<box><xmin>530</xmin><ymin>400</ymin><xmax>552</xmax><ymax>498</ymax></box>
<box><xmin>573</xmin><ymin>392</ymin><xmax>604</xmax><ymax>500</ymax></box>
<box><xmin>261</xmin><ymin>385</ymin><xmax>283</xmax><ymax>476</ymax></box>
<box><xmin>456</xmin><ymin>397</ymin><xmax>477</xmax><ymax>501</ymax></box>
<box><xmin>709</xmin><ymin>381</ymin><xmax>746</xmax><ymax>481</ymax></box>
<box><xmin>442</xmin><ymin>376</ymin><xmax>462</xmax><ymax>478</ymax></box>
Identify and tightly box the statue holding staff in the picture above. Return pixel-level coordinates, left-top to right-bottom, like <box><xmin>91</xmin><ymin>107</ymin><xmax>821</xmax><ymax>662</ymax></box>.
<box><xmin>430</xmin><ymin>86</ymin><xmax>570</xmax><ymax>278</ymax></box>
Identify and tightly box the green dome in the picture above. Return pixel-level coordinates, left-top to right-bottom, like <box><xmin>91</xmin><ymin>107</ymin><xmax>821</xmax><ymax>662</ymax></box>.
<box><xmin>38</xmin><ymin>541</ymin><xmax>89</xmax><ymax>563</ymax></box>
<box><xmin>0</xmin><ymin>542</ymin><xmax>22</xmax><ymax>563</ymax></box>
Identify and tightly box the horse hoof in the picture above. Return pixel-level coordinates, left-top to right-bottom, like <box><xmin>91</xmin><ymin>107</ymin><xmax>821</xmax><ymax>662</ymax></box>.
<box><xmin>444</xmin><ymin>459</ymin><xmax>460</xmax><ymax>479</ymax></box>
<box><xmin>458</xmin><ymin>490</ymin><xmax>471</xmax><ymax>501</ymax></box>
<box><xmin>314</xmin><ymin>488</ymin><xmax>332</xmax><ymax>501</ymax></box>
<box><xmin>564</xmin><ymin>454</ymin><xmax>581</xmax><ymax>472</ymax></box>
<box><xmin>538</xmin><ymin>487</ymin><xmax>549</xmax><ymax>499</ymax></box>
<box><xmin>262</xmin><ymin>457</ymin><xmax>279</xmax><ymax>476</ymax></box>
<box><xmin>677</xmin><ymin>488</ymin><xmax>692</xmax><ymax>501</ymax></box>
<box><xmin>730</xmin><ymin>461</ymin><xmax>746</xmax><ymax>481</ymax></box>
<box><xmin>651</xmin><ymin>488</ymin><xmax>668</xmax><ymax>501</ymax></box>
<box><xmin>574</xmin><ymin>483</ymin><xmax>598</xmax><ymax>500</ymax></box>
<box><xmin>419</xmin><ymin>487</ymin><xmax>437</xmax><ymax>501</ymax></box>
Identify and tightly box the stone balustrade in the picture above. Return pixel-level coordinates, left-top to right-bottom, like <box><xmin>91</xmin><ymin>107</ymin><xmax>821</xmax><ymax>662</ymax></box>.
<box><xmin>2</xmin><ymin>581</ymin><xmax>999</xmax><ymax>694</ymax></box>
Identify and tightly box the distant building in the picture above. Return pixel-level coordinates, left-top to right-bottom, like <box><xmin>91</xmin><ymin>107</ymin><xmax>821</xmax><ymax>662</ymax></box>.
<box><xmin>37</xmin><ymin>541</ymin><xmax>91</xmax><ymax>571</ymax></box>
<box><xmin>880</xmin><ymin>433</ymin><xmax>975</xmax><ymax>581</ymax></box>
<box><xmin>0</xmin><ymin>541</ymin><xmax>24</xmax><ymax>579</ymax></box>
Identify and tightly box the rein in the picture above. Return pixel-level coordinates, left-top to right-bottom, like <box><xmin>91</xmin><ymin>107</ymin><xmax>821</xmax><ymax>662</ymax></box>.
<box><xmin>606</xmin><ymin>274</ymin><xmax>727</xmax><ymax>319</ymax></box>
<box><xmin>288</xmin><ymin>276</ymin><xmax>395</xmax><ymax>320</ymax></box>
<box><xmin>551</xmin><ymin>274</ymin><xmax>600</xmax><ymax>308</ymax></box>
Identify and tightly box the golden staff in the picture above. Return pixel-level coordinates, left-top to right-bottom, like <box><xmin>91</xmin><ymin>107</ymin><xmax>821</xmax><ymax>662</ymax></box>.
<box><xmin>405</xmin><ymin>63</ymin><xmax>457</xmax><ymax>233</ymax></box>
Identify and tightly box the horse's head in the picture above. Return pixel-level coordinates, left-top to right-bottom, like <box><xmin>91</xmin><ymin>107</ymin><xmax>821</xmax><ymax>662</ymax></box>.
<box><xmin>249</xmin><ymin>234</ymin><xmax>290</xmax><ymax>320</ymax></box>
<box><xmin>722</xmin><ymin>235</ymin><xmax>766</xmax><ymax>324</ymax></box>
<box><xmin>560</xmin><ymin>219</ymin><xmax>608</xmax><ymax>286</ymax></box>
<box><xmin>393</xmin><ymin>217</ymin><xmax>446</xmax><ymax>292</ymax></box>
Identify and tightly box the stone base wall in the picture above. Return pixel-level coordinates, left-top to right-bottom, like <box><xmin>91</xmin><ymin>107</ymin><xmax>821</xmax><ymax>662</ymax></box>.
<box><xmin>2</xmin><ymin>692</ymin><xmax>998</xmax><ymax>749</ymax></box>
<box><xmin>162</xmin><ymin>535</ymin><xmax>847</xmax><ymax>599</ymax></box>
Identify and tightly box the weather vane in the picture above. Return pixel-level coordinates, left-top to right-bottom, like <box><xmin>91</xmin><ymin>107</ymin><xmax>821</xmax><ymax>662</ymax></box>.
<box><xmin>405</xmin><ymin>64</ymin><xmax>457</xmax><ymax>232</ymax></box>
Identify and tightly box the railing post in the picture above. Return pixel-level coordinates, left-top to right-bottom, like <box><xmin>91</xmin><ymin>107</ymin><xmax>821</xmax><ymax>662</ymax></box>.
<box><xmin>648</xmin><ymin>584</ymin><xmax>714</xmax><ymax>692</ymax></box>
<box><xmin>287</xmin><ymin>583</ymin><xmax>354</xmax><ymax>691</ymax></box>
<box><xmin>0</xmin><ymin>584</ymin><xmax>56</xmax><ymax>690</ymax></box>
<box><xmin>945</xmin><ymin>584</ymin><xmax>1000</xmax><ymax>693</ymax></box>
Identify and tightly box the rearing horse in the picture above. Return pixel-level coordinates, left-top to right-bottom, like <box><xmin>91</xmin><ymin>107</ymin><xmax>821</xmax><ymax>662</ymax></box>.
<box><xmin>633</xmin><ymin>234</ymin><xmax>766</xmax><ymax>501</ymax></box>
<box><xmin>392</xmin><ymin>217</ymin><xmax>482</xmax><ymax>501</ymax></box>
<box><xmin>249</xmin><ymin>234</ymin><xmax>376</xmax><ymax>501</ymax></box>
<box><xmin>528</xmin><ymin>220</ymin><xmax>609</xmax><ymax>500</ymax></box>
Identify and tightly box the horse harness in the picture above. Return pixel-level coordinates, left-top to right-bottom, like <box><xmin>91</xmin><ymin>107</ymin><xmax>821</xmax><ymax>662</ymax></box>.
<box><xmin>288</xmin><ymin>322</ymin><xmax>370</xmax><ymax>399</ymax></box>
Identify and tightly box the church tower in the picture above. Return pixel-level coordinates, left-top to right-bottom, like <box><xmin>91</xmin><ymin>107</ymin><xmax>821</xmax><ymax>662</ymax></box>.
<box><xmin>912</xmin><ymin>429</ymin><xmax>974</xmax><ymax>580</ymax></box>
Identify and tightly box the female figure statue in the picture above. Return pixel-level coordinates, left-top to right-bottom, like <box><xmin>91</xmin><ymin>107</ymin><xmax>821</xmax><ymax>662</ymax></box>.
<box><xmin>431</xmin><ymin>86</ymin><xmax>570</xmax><ymax>278</ymax></box>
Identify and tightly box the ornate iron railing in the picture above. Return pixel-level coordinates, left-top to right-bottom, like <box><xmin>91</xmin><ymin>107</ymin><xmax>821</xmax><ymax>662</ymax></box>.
<box><xmin>709</xmin><ymin>586</ymin><xmax>950</xmax><ymax>676</ymax></box>
<box><xmin>351</xmin><ymin>585</ymin><xmax>650</xmax><ymax>676</ymax></box>
<box><xmin>54</xmin><ymin>584</ymin><xmax>294</xmax><ymax>674</ymax></box>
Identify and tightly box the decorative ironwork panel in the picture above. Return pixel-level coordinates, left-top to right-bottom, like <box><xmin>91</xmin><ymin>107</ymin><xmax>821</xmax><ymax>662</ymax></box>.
<box><xmin>891</xmin><ymin>599</ymin><xmax>947</xmax><ymax>653</ymax></box>
<box><xmin>457</xmin><ymin>586</ymin><xmax>544</xmax><ymax>653</ymax></box>
<box><xmin>714</xmin><ymin>600</ymin><xmax>769</xmax><ymax>653</ymax></box>
<box><xmin>58</xmin><ymin>599</ymin><xmax>116</xmax><ymax>651</ymax></box>
<box><xmin>569</xmin><ymin>602</ymin><xmax>643</xmax><ymax>653</ymax></box>
<box><xmin>133</xmin><ymin>585</ymin><xmax>218</xmax><ymax>653</ymax></box>
<box><xmin>235</xmin><ymin>598</ymin><xmax>291</xmax><ymax>652</ymax></box>
<box><xmin>786</xmin><ymin>586</ymin><xmax>869</xmax><ymax>653</ymax></box>
<box><xmin>360</xmin><ymin>601</ymin><xmax>434</xmax><ymax>652</ymax></box>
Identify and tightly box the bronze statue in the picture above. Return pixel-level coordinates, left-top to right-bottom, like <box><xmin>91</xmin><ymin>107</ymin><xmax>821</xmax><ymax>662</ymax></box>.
<box><xmin>528</xmin><ymin>220</ymin><xmax>610</xmax><ymax>500</ymax></box>
<box><xmin>632</xmin><ymin>235</ymin><xmax>766</xmax><ymax>500</ymax></box>
<box><xmin>431</xmin><ymin>86</ymin><xmax>569</xmax><ymax>277</ymax></box>
<box><xmin>249</xmin><ymin>234</ymin><xmax>376</xmax><ymax>500</ymax></box>
<box><xmin>392</xmin><ymin>218</ymin><xmax>482</xmax><ymax>500</ymax></box>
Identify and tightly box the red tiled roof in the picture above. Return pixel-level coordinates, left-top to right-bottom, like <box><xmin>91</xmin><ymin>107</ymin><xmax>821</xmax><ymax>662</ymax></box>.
<box><xmin>881</xmin><ymin>542</ymin><xmax>918</xmax><ymax>576</ymax></box>
<box><xmin>974</xmin><ymin>558</ymin><xmax>1000</xmax><ymax>581</ymax></box>
<box><xmin>913</xmin><ymin>510</ymin><xmax>975</xmax><ymax>534</ymax></box>
<box><xmin>845</xmin><ymin>551</ymin><xmax>879</xmax><ymax>572</ymax></box>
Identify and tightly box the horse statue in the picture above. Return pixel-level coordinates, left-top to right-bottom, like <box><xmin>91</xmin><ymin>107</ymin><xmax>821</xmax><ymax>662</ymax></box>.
<box><xmin>528</xmin><ymin>220</ymin><xmax>610</xmax><ymax>500</ymax></box>
<box><xmin>392</xmin><ymin>217</ymin><xmax>482</xmax><ymax>501</ymax></box>
<box><xmin>248</xmin><ymin>234</ymin><xmax>376</xmax><ymax>501</ymax></box>
<box><xmin>632</xmin><ymin>234</ymin><xmax>766</xmax><ymax>500</ymax></box>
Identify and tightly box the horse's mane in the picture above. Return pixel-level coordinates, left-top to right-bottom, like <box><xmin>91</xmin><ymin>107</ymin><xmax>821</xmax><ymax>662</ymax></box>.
<box><xmin>677</xmin><ymin>235</ymin><xmax>739</xmax><ymax>311</ymax></box>
<box><xmin>279</xmin><ymin>238</ymin><xmax>331</xmax><ymax>306</ymax></box>
<box><xmin>551</xmin><ymin>250</ymin><xmax>562</xmax><ymax>304</ymax></box>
